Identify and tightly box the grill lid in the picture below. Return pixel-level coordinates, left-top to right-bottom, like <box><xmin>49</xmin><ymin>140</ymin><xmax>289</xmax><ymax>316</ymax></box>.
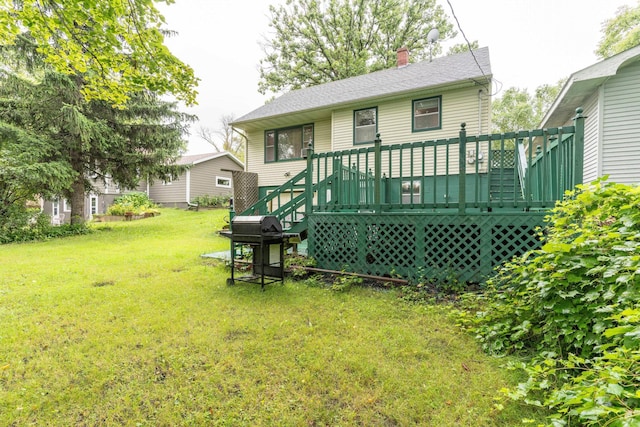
<box><xmin>232</xmin><ymin>215</ymin><xmax>283</xmax><ymax>234</ymax></box>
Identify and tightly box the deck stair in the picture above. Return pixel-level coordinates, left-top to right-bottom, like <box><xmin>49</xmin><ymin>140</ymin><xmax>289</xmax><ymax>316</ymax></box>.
<box><xmin>489</xmin><ymin>167</ymin><xmax>524</xmax><ymax>204</ymax></box>
<box><xmin>236</xmin><ymin>168</ymin><xmax>337</xmax><ymax>243</ymax></box>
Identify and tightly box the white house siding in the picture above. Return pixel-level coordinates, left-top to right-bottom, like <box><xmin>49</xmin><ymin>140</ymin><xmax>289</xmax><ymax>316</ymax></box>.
<box><xmin>331</xmin><ymin>86</ymin><xmax>490</xmax><ymax>177</ymax></box>
<box><xmin>582</xmin><ymin>92</ymin><xmax>600</xmax><ymax>184</ymax></box>
<box><xmin>190</xmin><ymin>156</ymin><xmax>240</xmax><ymax>199</ymax></box>
<box><xmin>601</xmin><ymin>61</ymin><xmax>640</xmax><ymax>184</ymax></box>
<box><xmin>246</xmin><ymin>118</ymin><xmax>332</xmax><ymax>188</ymax></box>
<box><xmin>331</xmin><ymin>85</ymin><xmax>490</xmax><ymax>151</ymax></box>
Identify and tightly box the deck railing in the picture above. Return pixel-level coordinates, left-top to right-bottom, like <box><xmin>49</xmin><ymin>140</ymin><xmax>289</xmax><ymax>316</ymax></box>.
<box><xmin>240</xmin><ymin>109</ymin><xmax>585</xmax><ymax>232</ymax></box>
<box><xmin>304</xmin><ymin>109</ymin><xmax>584</xmax><ymax>215</ymax></box>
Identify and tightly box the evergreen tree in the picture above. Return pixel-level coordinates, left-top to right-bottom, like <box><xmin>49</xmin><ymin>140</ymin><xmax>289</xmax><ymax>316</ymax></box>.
<box><xmin>0</xmin><ymin>37</ymin><xmax>193</xmax><ymax>225</ymax></box>
<box><xmin>0</xmin><ymin>0</ymin><xmax>198</xmax><ymax>106</ymax></box>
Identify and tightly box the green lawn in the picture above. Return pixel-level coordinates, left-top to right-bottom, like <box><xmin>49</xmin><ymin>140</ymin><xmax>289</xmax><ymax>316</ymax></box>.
<box><xmin>0</xmin><ymin>208</ymin><xmax>544</xmax><ymax>426</ymax></box>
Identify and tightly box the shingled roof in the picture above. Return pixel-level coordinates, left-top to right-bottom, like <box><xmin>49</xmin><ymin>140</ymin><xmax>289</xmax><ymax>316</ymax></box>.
<box><xmin>176</xmin><ymin>151</ymin><xmax>243</xmax><ymax>168</ymax></box>
<box><xmin>234</xmin><ymin>47</ymin><xmax>491</xmax><ymax>125</ymax></box>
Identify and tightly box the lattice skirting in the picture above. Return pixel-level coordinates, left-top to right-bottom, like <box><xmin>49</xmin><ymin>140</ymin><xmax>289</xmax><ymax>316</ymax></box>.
<box><xmin>307</xmin><ymin>212</ymin><xmax>547</xmax><ymax>282</ymax></box>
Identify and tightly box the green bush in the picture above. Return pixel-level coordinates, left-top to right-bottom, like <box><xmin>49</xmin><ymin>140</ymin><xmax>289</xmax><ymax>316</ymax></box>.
<box><xmin>106</xmin><ymin>192</ymin><xmax>158</xmax><ymax>216</ymax></box>
<box><xmin>467</xmin><ymin>179</ymin><xmax>640</xmax><ymax>426</ymax></box>
<box><xmin>191</xmin><ymin>194</ymin><xmax>231</xmax><ymax>208</ymax></box>
<box><xmin>0</xmin><ymin>205</ymin><xmax>90</xmax><ymax>244</ymax></box>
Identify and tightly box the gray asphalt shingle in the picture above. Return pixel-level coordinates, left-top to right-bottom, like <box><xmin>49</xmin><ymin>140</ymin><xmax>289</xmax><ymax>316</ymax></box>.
<box><xmin>234</xmin><ymin>47</ymin><xmax>491</xmax><ymax>123</ymax></box>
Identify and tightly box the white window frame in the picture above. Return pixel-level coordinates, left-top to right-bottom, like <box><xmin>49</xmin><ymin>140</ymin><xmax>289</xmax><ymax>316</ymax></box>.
<box><xmin>90</xmin><ymin>195</ymin><xmax>98</xmax><ymax>216</ymax></box>
<box><xmin>216</xmin><ymin>176</ymin><xmax>232</xmax><ymax>188</ymax></box>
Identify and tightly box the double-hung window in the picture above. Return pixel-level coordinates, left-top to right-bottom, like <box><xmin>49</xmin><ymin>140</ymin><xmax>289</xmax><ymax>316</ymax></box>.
<box><xmin>265</xmin><ymin>124</ymin><xmax>313</xmax><ymax>162</ymax></box>
<box><xmin>354</xmin><ymin>107</ymin><xmax>377</xmax><ymax>144</ymax></box>
<box><xmin>413</xmin><ymin>96</ymin><xmax>441</xmax><ymax>132</ymax></box>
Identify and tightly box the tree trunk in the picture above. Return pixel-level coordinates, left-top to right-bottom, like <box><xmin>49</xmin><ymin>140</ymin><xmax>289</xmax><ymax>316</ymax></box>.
<box><xmin>69</xmin><ymin>175</ymin><xmax>86</xmax><ymax>225</ymax></box>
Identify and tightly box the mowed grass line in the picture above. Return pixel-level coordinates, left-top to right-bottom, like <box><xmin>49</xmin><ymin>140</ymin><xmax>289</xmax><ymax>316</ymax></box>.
<box><xmin>0</xmin><ymin>208</ymin><xmax>545</xmax><ymax>426</ymax></box>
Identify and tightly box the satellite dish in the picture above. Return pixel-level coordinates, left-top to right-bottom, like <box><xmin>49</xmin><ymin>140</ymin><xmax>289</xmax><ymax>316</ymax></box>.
<box><xmin>427</xmin><ymin>28</ymin><xmax>439</xmax><ymax>61</ymax></box>
<box><xmin>427</xmin><ymin>28</ymin><xmax>439</xmax><ymax>44</ymax></box>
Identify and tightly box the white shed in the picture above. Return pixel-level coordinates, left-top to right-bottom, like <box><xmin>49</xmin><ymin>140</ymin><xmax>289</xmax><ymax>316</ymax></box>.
<box><xmin>541</xmin><ymin>45</ymin><xmax>640</xmax><ymax>185</ymax></box>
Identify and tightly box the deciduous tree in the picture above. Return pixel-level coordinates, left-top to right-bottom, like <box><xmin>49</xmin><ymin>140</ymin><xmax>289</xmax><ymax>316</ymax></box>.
<box><xmin>197</xmin><ymin>114</ymin><xmax>245</xmax><ymax>161</ymax></box>
<box><xmin>447</xmin><ymin>40</ymin><xmax>478</xmax><ymax>55</ymax></box>
<box><xmin>596</xmin><ymin>2</ymin><xmax>640</xmax><ymax>59</ymax></box>
<box><xmin>0</xmin><ymin>0</ymin><xmax>198</xmax><ymax>105</ymax></box>
<box><xmin>491</xmin><ymin>80</ymin><xmax>564</xmax><ymax>133</ymax></box>
<box><xmin>259</xmin><ymin>0</ymin><xmax>454</xmax><ymax>95</ymax></box>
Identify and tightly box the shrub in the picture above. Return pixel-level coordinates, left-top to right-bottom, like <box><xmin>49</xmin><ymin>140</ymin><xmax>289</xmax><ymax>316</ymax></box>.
<box><xmin>468</xmin><ymin>179</ymin><xmax>640</xmax><ymax>426</ymax></box>
<box><xmin>399</xmin><ymin>266</ymin><xmax>471</xmax><ymax>304</ymax></box>
<box><xmin>106</xmin><ymin>192</ymin><xmax>158</xmax><ymax>216</ymax></box>
<box><xmin>285</xmin><ymin>254</ymin><xmax>316</xmax><ymax>279</ymax></box>
<box><xmin>0</xmin><ymin>205</ymin><xmax>90</xmax><ymax>244</ymax></box>
<box><xmin>191</xmin><ymin>194</ymin><xmax>231</xmax><ymax>208</ymax></box>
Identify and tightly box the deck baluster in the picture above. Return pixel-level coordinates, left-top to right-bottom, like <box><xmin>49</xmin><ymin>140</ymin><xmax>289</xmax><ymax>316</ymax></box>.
<box><xmin>459</xmin><ymin>122</ymin><xmax>467</xmax><ymax>214</ymax></box>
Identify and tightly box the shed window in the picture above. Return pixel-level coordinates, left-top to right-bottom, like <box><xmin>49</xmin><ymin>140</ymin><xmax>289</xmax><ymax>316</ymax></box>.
<box><xmin>354</xmin><ymin>107</ymin><xmax>377</xmax><ymax>144</ymax></box>
<box><xmin>216</xmin><ymin>176</ymin><xmax>231</xmax><ymax>188</ymax></box>
<box><xmin>265</xmin><ymin>124</ymin><xmax>313</xmax><ymax>163</ymax></box>
<box><xmin>413</xmin><ymin>96</ymin><xmax>441</xmax><ymax>131</ymax></box>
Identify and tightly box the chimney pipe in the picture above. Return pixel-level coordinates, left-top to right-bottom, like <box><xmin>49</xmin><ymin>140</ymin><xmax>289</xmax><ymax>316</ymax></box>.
<box><xmin>397</xmin><ymin>47</ymin><xmax>409</xmax><ymax>68</ymax></box>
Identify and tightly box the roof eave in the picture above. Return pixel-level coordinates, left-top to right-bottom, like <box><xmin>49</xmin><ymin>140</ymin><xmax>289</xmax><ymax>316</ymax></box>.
<box><xmin>232</xmin><ymin>75</ymin><xmax>492</xmax><ymax>131</ymax></box>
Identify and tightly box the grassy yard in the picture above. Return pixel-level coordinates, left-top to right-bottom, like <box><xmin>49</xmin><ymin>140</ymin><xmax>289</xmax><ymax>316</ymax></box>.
<box><xmin>0</xmin><ymin>208</ymin><xmax>545</xmax><ymax>426</ymax></box>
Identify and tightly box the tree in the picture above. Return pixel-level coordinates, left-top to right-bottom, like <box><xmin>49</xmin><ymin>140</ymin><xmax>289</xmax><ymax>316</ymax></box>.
<box><xmin>0</xmin><ymin>0</ymin><xmax>198</xmax><ymax>106</ymax></box>
<box><xmin>0</xmin><ymin>123</ymin><xmax>75</xmax><ymax>225</ymax></box>
<box><xmin>596</xmin><ymin>2</ymin><xmax>640</xmax><ymax>59</ymax></box>
<box><xmin>447</xmin><ymin>40</ymin><xmax>479</xmax><ymax>55</ymax></box>
<box><xmin>197</xmin><ymin>114</ymin><xmax>245</xmax><ymax>161</ymax></box>
<box><xmin>491</xmin><ymin>80</ymin><xmax>564</xmax><ymax>133</ymax></box>
<box><xmin>0</xmin><ymin>40</ymin><xmax>193</xmax><ymax>225</ymax></box>
<box><xmin>258</xmin><ymin>0</ymin><xmax>454</xmax><ymax>95</ymax></box>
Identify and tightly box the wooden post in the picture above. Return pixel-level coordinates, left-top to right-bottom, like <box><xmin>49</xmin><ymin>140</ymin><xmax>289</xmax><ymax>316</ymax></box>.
<box><xmin>305</xmin><ymin>141</ymin><xmax>314</xmax><ymax>217</ymax></box>
<box><xmin>459</xmin><ymin>123</ymin><xmax>467</xmax><ymax>214</ymax></box>
<box><xmin>573</xmin><ymin>107</ymin><xmax>585</xmax><ymax>187</ymax></box>
<box><xmin>374</xmin><ymin>133</ymin><xmax>382</xmax><ymax>213</ymax></box>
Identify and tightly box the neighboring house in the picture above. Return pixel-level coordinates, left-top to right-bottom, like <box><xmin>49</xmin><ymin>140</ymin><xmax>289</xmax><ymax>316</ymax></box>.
<box><xmin>42</xmin><ymin>176</ymin><xmax>128</xmax><ymax>224</ymax></box>
<box><xmin>42</xmin><ymin>152</ymin><xmax>243</xmax><ymax>223</ymax></box>
<box><xmin>233</xmin><ymin>47</ymin><xmax>492</xmax><ymax>198</ymax></box>
<box><xmin>540</xmin><ymin>44</ymin><xmax>640</xmax><ymax>185</ymax></box>
<box><xmin>147</xmin><ymin>152</ymin><xmax>244</xmax><ymax>208</ymax></box>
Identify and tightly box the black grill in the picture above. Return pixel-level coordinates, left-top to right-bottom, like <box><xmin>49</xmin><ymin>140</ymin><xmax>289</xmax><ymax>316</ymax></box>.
<box><xmin>230</xmin><ymin>215</ymin><xmax>283</xmax><ymax>243</ymax></box>
<box><xmin>221</xmin><ymin>215</ymin><xmax>285</xmax><ymax>290</ymax></box>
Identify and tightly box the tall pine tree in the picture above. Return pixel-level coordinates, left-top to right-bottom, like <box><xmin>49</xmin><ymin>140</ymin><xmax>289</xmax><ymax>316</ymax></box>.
<box><xmin>0</xmin><ymin>36</ymin><xmax>193</xmax><ymax>225</ymax></box>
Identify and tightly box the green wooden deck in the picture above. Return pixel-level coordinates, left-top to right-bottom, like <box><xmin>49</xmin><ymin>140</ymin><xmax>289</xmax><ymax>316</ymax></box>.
<box><xmin>236</xmin><ymin>109</ymin><xmax>586</xmax><ymax>282</ymax></box>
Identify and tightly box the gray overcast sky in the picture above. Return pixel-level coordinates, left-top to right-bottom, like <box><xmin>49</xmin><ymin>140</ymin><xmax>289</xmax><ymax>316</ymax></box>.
<box><xmin>157</xmin><ymin>0</ymin><xmax>634</xmax><ymax>154</ymax></box>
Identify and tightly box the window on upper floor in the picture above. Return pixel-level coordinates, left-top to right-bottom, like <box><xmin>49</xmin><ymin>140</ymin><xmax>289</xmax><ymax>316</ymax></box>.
<box><xmin>265</xmin><ymin>124</ymin><xmax>314</xmax><ymax>163</ymax></box>
<box><xmin>413</xmin><ymin>96</ymin><xmax>441</xmax><ymax>132</ymax></box>
<box><xmin>354</xmin><ymin>107</ymin><xmax>377</xmax><ymax>144</ymax></box>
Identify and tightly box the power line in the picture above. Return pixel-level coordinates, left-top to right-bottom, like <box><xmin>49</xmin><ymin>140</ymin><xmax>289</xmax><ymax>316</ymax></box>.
<box><xmin>445</xmin><ymin>0</ymin><xmax>502</xmax><ymax>96</ymax></box>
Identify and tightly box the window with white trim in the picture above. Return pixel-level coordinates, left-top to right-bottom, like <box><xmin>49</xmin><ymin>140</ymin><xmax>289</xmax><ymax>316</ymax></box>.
<box><xmin>354</xmin><ymin>107</ymin><xmax>377</xmax><ymax>144</ymax></box>
<box><xmin>216</xmin><ymin>176</ymin><xmax>231</xmax><ymax>188</ymax></box>
<box><xmin>90</xmin><ymin>195</ymin><xmax>98</xmax><ymax>215</ymax></box>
